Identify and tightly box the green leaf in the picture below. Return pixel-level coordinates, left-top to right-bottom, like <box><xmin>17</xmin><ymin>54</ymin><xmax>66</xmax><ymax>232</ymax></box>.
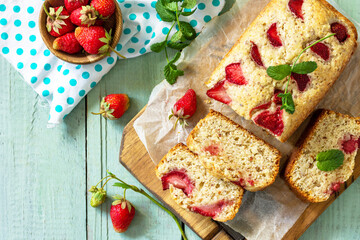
<box><xmin>316</xmin><ymin>149</ymin><xmax>344</xmax><ymax>171</ymax></box>
<box><xmin>180</xmin><ymin>8</ymin><xmax>197</xmax><ymax>16</ymax></box>
<box><xmin>163</xmin><ymin>1</ymin><xmax>178</xmax><ymax>11</ymax></box>
<box><xmin>267</xmin><ymin>65</ymin><xmax>292</xmax><ymax>80</ymax></box>
<box><xmin>292</xmin><ymin>61</ymin><xmax>318</xmax><ymax>74</ymax></box>
<box><xmin>164</xmin><ymin>63</ymin><xmax>184</xmax><ymax>84</ymax></box>
<box><xmin>170</xmin><ymin>31</ymin><xmax>183</xmax><ymax>43</ymax></box>
<box><xmin>278</xmin><ymin>93</ymin><xmax>295</xmax><ymax>114</ymax></box>
<box><xmin>179</xmin><ymin>21</ymin><xmax>196</xmax><ymax>40</ymax></box>
<box><xmin>169</xmin><ymin>52</ymin><xmax>181</xmax><ymax>64</ymax></box>
<box><xmin>155</xmin><ymin>1</ymin><xmax>176</xmax><ymax>22</ymax></box>
<box><xmin>182</xmin><ymin>0</ymin><xmax>197</xmax><ymax>9</ymax></box>
<box><xmin>113</xmin><ymin>182</ymin><xmax>132</xmax><ymax>189</ymax></box>
<box><xmin>150</xmin><ymin>40</ymin><xmax>167</xmax><ymax>53</ymax></box>
<box><xmin>167</xmin><ymin>41</ymin><xmax>189</xmax><ymax>50</ymax></box>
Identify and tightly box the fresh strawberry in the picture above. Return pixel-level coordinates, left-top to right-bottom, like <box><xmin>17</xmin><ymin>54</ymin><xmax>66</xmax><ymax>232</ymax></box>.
<box><xmin>169</xmin><ymin>89</ymin><xmax>197</xmax><ymax>128</ymax></box>
<box><xmin>45</xmin><ymin>6</ymin><xmax>75</xmax><ymax>37</ymax></box>
<box><xmin>291</xmin><ymin>73</ymin><xmax>310</xmax><ymax>92</ymax></box>
<box><xmin>110</xmin><ymin>197</ymin><xmax>135</xmax><ymax>233</ymax></box>
<box><xmin>267</xmin><ymin>23</ymin><xmax>282</xmax><ymax>47</ymax></box>
<box><xmin>206</xmin><ymin>80</ymin><xmax>232</xmax><ymax>105</ymax></box>
<box><xmin>70</xmin><ymin>6</ymin><xmax>98</xmax><ymax>27</ymax></box>
<box><xmin>310</xmin><ymin>42</ymin><xmax>330</xmax><ymax>61</ymax></box>
<box><xmin>225</xmin><ymin>63</ymin><xmax>247</xmax><ymax>85</ymax></box>
<box><xmin>331</xmin><ymin>22</ymin><xmax>349</xmax><ymax>42</ymax></box>
<box><xmin>288</xmin><ymin>0</ymin><xmax>304</xmax><ymax>20</ymax></box>
<box><xmin>250</xmin><ymin>42</ymin><xmax>264</xmax><ymax>67</ymax></box>
<box><xmin>190</xmin><ymin>200</ymin><xmax>230</xmax><ymax>218</ymax></box>
<box><xmin>91</xmin><ymin>0</ymin><xmax>116</xmax><ymax>18</ymax></box>
<box><xmin>340</xmin><ymin>135</ymin><xmax>359</xmax><ymax>154</ymax></box>
<box><xmin>65</xmin><ymin>0</ymin><xmax>89</xmax><ymax>13</ymax></box>
<box><xmin>273</xmin><ymin>90</ymin><xmax>284</xmax><ymax>104</ymax></box>
<box><xmin>161</xmin><ymin>170</ymin><xmax>194</xmax><ymax>196</ymax></box>
<box><xmin>74</xmin><ymin>26</ymin><xmax>110</xmax><ymax>54</ymax></box>
<box><xmin>53</xmin><ymin>32</ymin><xmax>83</xmax><ymax>54</ymax></box>
<box><xmin>204</xmin><ymin>143</ymin><xmax>221</xmax><ymax>156</ymax></box>
<box><xmin>253</xmin><ymin>107</ymin><xmax>284</xmax><ymax>136</ymax></box>
<box><xmin>92</xmin><ymin>94</ymin><xmax>130</xmax><ymax>120</ymax></box>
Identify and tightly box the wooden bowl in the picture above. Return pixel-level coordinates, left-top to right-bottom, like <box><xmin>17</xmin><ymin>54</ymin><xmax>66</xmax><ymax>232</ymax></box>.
<box><xmin>39</xmin><ymin>0</ymin><xmax>123</xmax><ymax>64</ymax></box>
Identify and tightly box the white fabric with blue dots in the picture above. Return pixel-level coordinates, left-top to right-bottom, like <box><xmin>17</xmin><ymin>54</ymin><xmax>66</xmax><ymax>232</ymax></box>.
<box><xmin>0</xmin><ymin>0</ymin><xmax>224</xmax><ymax>125</ymax></box>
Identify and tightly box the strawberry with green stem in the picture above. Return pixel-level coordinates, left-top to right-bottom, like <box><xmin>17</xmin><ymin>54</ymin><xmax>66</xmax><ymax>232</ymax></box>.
<box><xmin>266</xmin><ymin>33</ymin><xmax>336</xmax><ymax>114</ymax></box>
<box><xmin>44</xmin><ymin>5</ymin><xmax>75</xmax><ymax>37</ymax></box>
<box><xmin>169</xmin><ymin>89</ymin><xmax>197</xmax><ymax>129</ymax></box>
<box><xmin>91</xmin><ymin>94</ymin><xmax>130</xmax><ymax>120</ymax></box>
<box><xmin>89</xmin><ymin>171</ymin><xmax>188</xmax><ymax>239</ymax></box>
<box><xmin>74</xmin><ymin>26</ymin><xmax>126</xmax><ymax>58</ymax></box>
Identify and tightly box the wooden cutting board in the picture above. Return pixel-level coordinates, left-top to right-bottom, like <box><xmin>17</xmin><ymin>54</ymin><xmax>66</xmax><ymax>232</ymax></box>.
<box><xmin>119</xmin><ymin>107</ymin><xmax>360</xmax><ymax>240</ymax></box>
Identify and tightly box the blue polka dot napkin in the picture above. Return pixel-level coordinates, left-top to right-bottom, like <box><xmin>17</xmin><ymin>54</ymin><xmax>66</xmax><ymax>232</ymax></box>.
<box><xmin>0</xmin><ymin>0</ymin><xmax>224</xmax><ymax>126</ymax></box>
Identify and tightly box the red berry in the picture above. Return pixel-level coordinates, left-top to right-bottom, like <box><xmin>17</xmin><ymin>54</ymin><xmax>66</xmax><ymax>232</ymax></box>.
<box><xmin>91</xmin><ymin>0</ymin><xmax>116</xmax><ymax>18</ymax></box>
<box><xmin>253</xmin><ymin>107</ymin><xmax>284</xmax><ymax>136</ymax></box>
<box><xmin>340</xmin><ymin>135</ymin><xmax>358</xmax><ymax>154</ymax></box>
<box><xmin>161</xmin><ymin>170</ymin><xmax>194</xmax><ymax>196</ymax></box>
<box><xmin>288</xmin><ymin>0</ymin><xmax>304</xmax><ymax>20</ymax></box>
<box><xmin>225</xmin><ymin>63</ymin><xmax>247</xmax><ymax>85</ymax></box>
<box><xmin>92</xmin><ymin>94</ymin><xmax>129</xmax><ymax>120</ymax></box>
<box><xmin>204</xmin><ymin>143</ymin><xmax>221</xmax><ymax>156</ymax></box>
<box><xmin>331</xmin><ymin>22</ymin><xmax>349</xmax><ymax>42</ymax></box>
<box><xmin>267</xmin><ymin>23</ymin><xmax>283</xmax><ymax>47</ymax></box>
<box><xmin>70</xmin><ymin>6</ymin><xmax>98</xmax><ymax>27</ymax></box>
<box><xmin>206</xmin><ymin>80</ymin><xmax>232</xmax><ymax>105</ymax></box>
<box><xmin>169</xmin><ymin>89</ymin><xmax>197</xmax><ymax>128</ymax></box>
<box><xmin>65</xmin><ymin>0</ymin><xmax>89</xmax><ymax>13</ymax></box>
<box><xmin>291</xmin><ymin>73</ymin><xmax>310</xmax><ymax>92</ymax></box>
<box><xmin>190</xmin><ymin>200</ymin><xmax>230</xmax><ymax>218</ymax></box>
<box><xmin>330</xmin><ymin>182</ymin><xmax>341</xmax><ymax>193</ymax></box>
<box><xmin>53</xmin><ymin>32</ymin><xmax>83</xmax><ymax>54</ymax></box>
<box><xmin>75</xmin><ymin>26</ymin><xmax>111</xmax><ymax>54</ymax></box>
<box><xmin>250</xmin><ymin>42</ymin><xmax>264</xmax><ymax>67</ymax></box>
<box><xmin>110</xmin><ymin>198</ymin><xmax>135</xmax><ymax>233</ymax></box>
<box><xmin>310</xmin><ymin>42</ymin><xmax>330</xmax><ymax>61</ymax></box>
<box><xmin>273</xmin><ymin>90</ymin><xmax>284</xmax><ymax>105</ymax></box>
<box><xmin>45</xmin><ymin>6</ymin><xmax>75</xmax><ymax>37</ymax></box>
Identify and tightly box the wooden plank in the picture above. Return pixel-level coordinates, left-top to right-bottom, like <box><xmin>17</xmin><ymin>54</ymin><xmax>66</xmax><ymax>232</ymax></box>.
<box><xmin>0</xmin><ymin>57</ymin><xmax>87</xmax><ymax>239</ymax></box>
<box><xmin>86</xmin><ymin>52</ymin><xmax>183</xmax><ymax>239</ymax></box>
<box><xmin>120</xmin><ymin>107</ymin><xmax>360</xmax><ymax>240</ymax></box>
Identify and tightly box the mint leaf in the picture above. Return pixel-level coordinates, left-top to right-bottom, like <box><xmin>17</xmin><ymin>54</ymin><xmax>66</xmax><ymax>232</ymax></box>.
<box><xmin>113</xmin><ymin>182</ymin><xmax>132</xmax><ymax>189</ymax></box>
<box><xmin>167</xmin><ymin>41</ymin><xmax>189</xmax><ymax>50</ymax></box>
<box><xmin>180</xmin><ymin>8</ymin><xmax>197</xmax><ymax>16</ymax></box>
<box><xmin>170</xmin><ymin>31</ymin><xmax>182</xmax><ymax>42</ymax></box>
<box><xmin>267</xmin><ymin>64</ymin><xmax>291</xmax><ymax>80</ymax></box>
<box><xmin>163</xmin><ymin>1</ymin><xmax>178</xmax><ymax>11</ymax></box>
<box><xmin>292</xmin><ymin>61</ymin><xmax>317</xmax><ymax>74</ymax></box>
<box><xmin>150</xmin><ymin>40</ymin><xmax>167</xmax><ymax>53</ymax></box>
<box><xmin>169</xmin><ymin>52</ymin><xmax>181</xmax><ymax>64</ymax></box>
<box><xmin>316</xmin><ymin>149</ymin><xmax>344</xmax><ymax>171</ymax></box>
<box><xmin>164</xmin><ymin>63</ymin><xmax>184</xmax><ymax>84</ymax></box>
<box><xmin>278</xmin><ymin>93</ymin><xmax>295</xmax><ymax>114</ymax></box>
<box><xmin>179</xmin><ymin>21</ymin><xmax>196</xmax><ymax>40</ymax></box>
<box><xmin>182</xmin><ymin>0</ymin><xmax>197</xmax><ymax>9</ymax></box>
<box><xmin>155</xmin><ymin>1</ymin><xmax>176</xmax><ymax>22</ymax></box>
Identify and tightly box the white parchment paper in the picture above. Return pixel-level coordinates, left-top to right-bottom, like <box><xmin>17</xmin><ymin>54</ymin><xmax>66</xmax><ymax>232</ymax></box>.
<box><xmin>133</xmin><ymin>0</ymin><xmax>360</xmax><ymax>239</ymax></box>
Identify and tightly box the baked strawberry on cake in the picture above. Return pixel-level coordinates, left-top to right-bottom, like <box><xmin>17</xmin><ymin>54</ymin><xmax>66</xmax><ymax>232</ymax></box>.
<box><xmin>187</xmin><ymin>110</ymin><xmax>281</xmax><ymax>191</ymax></box>
<box><xmin>285</xmin><ymin>110</ymin><xmax>360</xmax><ymax>202</ymax></box>
<box><xmin>206</xmin><ymin>0</ymin><xmax>357</xmax><ymax>142</ymax></box>
<box><xmin>155</xmin><ymin>143</ymin><xmax>243</xmax><ymax>221</ymax></box>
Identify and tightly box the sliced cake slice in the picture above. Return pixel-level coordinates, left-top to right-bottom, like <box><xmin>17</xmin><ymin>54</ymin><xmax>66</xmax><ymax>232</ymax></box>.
<box><xmin>187</xmin><ymin>110</ymin><xmax>281</xmax><ymax>191</ymax></box>
<box><xmin>284</xmin><ymin>109</ymin><xmax>360</xmax><ymax>202</ymax></box>
<box><xmin>155</xmin><ymin>143</ymin><xmax>243</xmax><ymax>222</ymax></box>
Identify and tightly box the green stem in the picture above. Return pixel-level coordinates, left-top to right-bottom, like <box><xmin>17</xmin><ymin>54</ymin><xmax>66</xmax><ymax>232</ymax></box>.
<box><xmin>108</xmin><ymin>46</ymin><xmax>126</xmax><ymax>59</ymax></box>
<box><xmin>175</xmin><ymin>7</ymin><xmax>182</xmax><ymax>34</ymax></box>
<box><xmin>94</xmin><ymin>175</ymin><xmax>111</xmax><ymax>187</ymax></box>
<box><xmin>111</xmin><ymin>176</ymin><xmax>187</xmax><ymax>240</ymax></box>
<box><xmin>164</xmin><ymin>21</ymin><xmax>176</xmax><ymax>63</ymax></box>
<box><xmin>284</xmin><ymin>33</ymin><xmax>336</xmax><ymax>94</ymax></box>
<box><xmin>101</xmin><ymin>177</ymin><xmax>113</xmax><ymax>188</ymax></box>
<box><xmin>43</xmin><ymin>4</ymin><xmax>54</xmax><ymax>20</ymax></box>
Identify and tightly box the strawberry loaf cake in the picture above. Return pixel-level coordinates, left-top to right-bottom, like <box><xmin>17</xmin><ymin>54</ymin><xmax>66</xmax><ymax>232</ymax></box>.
<box><xmin>155</xmin><ymin>143</ymin><xmax>243</xmax><ymax>221</ymax></box>
<box><xmin>285</xmin><ymin>110</ymin><xmax>360</xmax><ymax>202</ymax></box>
<box><xmin>206</xmin><ymin>0</ymin><xmax>358</xmax><ymax>142</ymax></box>
<box><xmin>187</xmin><ymin>110</ymin><xmax>281</xmax><ymax>191</ymax></box>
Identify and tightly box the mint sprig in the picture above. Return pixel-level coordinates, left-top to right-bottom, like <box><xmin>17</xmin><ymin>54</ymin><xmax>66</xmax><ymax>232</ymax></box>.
<box><xmin>266</xmin><ymin>33</ymin><xmax>336</xmax><ymax>114</ymax></box>
<box><xmin>316</xmin><ymin>149</ymin><xmax>344</xmax><ymax>171</ymax></box>
<box><xmin>151</xmin><ymin>0</ymin><xmax>198</xmax><ymax>84</ymax></box>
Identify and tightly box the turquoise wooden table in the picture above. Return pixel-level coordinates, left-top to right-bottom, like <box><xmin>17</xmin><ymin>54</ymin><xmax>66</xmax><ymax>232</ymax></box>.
<box><xmin>1</xmin><ymin>1</ymin><xmax>359</xmax><ymax>239</ymax></box>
